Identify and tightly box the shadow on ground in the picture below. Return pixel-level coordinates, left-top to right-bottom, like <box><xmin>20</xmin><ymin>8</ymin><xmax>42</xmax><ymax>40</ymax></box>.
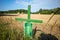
<box><xmin>38</xmin><ymin>33</ymin><xmax>58</xmax><ymax>40</ymax></box>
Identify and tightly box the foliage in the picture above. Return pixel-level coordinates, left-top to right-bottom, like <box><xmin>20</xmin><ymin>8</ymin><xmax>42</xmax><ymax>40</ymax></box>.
<box><xmin>32</xmin><ymin>7</ymin><xmax>60</xmax><ymax>14</ymax></box>
<box><xmin>0</xmin><ymin>9</ymin><xmax>28</xmax><ymax>14</ymax></box>
<box><xmin>39</xmin><ymin>9</ymin><xmax>52</xmax><ymax>14</ymax></box>
<box><xmin>51</xmin><ymin>7</ymin><xmax>60</xmax><ymax>14</ymax></box>
<box><xmin>0</xmin><ymin>7</ymin><xmax>60</xmax><ymax>14</ymax></box>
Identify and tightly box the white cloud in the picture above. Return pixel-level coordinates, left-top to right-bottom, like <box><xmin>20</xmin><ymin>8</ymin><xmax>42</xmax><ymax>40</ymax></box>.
<box><xmin>16</xmin><ymin>0</ymin><xmax>19</xmax><ymax>4</ymax></box>
<box><xmin>15</xmin><ymin>0</ymin><xmax>49</xmax><ymax>12</ymax></box>
<box><xmin>15</xmin><ymin>0</ymin><xmax>60</xmax><ymax>12</ymax></box>
<box><xmin>17</xmin><ymin>0</ymin><xmax>42</xmax><ymax>12</ymax></box>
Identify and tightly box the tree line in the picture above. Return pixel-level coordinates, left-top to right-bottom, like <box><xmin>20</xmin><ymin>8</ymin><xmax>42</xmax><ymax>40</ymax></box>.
<box><xmin>0</xmin><ymin>7</ymin><xmax>60</xmax><ymax>14</ymax></box>
<box><xmin>32</xmin><ymin>7</ymin><xmax>60</xmax><ymax>14</ymax></box>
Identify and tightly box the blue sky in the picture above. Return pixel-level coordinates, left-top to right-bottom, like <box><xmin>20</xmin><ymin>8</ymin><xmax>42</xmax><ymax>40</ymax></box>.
<box><xmin>0</xmin><ymin>0</ymin><xmax>60</xmax><ymax>12</ymax></box>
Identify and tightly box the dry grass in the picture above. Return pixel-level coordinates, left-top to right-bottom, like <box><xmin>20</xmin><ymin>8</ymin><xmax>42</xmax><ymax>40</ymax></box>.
<box><xmin>0</xmin><ymin>14</ymin><xmax>60</xmax><ymax>40</ymax></box>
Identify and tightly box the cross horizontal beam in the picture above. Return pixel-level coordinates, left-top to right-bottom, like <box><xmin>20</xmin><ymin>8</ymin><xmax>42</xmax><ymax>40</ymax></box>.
<box><xmin>15</xmin><ymin>18</ymin><xmax>43</xmax><ymax>23</ymax></box>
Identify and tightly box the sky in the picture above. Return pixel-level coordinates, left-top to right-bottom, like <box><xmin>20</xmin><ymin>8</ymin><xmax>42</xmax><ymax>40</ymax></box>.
<box><xmin>0</xmin><ymin>0</ymin><xmax>60</xmax><ymax>12</ymax></box>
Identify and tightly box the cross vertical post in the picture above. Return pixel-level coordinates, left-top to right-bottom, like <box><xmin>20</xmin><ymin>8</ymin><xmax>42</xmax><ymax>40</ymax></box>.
<box><xmin>24</xmin><ymin>5</ymin><xmax>32</xmax><ymax>40</ymax></box>
<box><xmin>28</xmin><ymin>5</ymin><xmax>31</xmax><ymax>22</ymax></box>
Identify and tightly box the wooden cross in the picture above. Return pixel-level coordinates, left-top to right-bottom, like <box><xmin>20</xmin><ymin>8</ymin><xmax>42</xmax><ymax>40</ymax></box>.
<box><xmin>15</xmin><ymin>5</ymin><xmax>43</xmax><ymax>39</ymax></box>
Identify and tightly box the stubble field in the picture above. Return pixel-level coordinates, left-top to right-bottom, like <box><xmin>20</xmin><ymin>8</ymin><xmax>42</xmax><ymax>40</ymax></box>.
<box><xmin>0</xmin><ymin>14</ymin><xmax>60</xmax><ymax>40</ymax></box>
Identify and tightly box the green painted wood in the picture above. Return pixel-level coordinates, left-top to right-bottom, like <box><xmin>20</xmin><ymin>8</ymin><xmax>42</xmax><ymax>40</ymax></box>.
<box><xmin>28</xmin><ymin>5</ymin><xmax>31</xmax><ymax>21</ymax></box>
<box><xmin>15</xmin><ymin>5</ymin><xmax>43</xmax><ymax>40</ymax></box>
<box><xmin>15</xmin><ymin>18</ymin><xmax>43</xmax><ymax>23</ymax></box>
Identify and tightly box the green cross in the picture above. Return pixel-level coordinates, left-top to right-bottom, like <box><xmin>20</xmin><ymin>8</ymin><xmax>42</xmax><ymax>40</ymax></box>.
<box><xmin>15</xmin><ymin>5</ymin><xmax>43</xmax><ymax>39</ymax></box>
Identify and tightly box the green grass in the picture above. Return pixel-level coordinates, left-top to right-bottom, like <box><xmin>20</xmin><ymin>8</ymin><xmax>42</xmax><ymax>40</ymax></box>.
<box><xmin>0</xmin><ymin>21</ymin><xmax>24</xmax><ymax>40</ymax></box>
